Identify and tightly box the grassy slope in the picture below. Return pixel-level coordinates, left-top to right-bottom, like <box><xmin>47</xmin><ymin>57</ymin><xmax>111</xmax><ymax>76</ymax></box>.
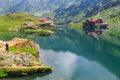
<box><xmin>95</xmin><ymin>6</ymin><xmax>120</xmax><ymax>45</ymax></box>
<box><xmin>0</xmin><ymin>13</ymin><xmax>38</xmax><ymax>31</ymax></box>
<box><xmin>9</xmin><ymin>43</ymin><xmax>37</xmax><ymax>56</ymax></box>
<box><xmin>0</xmin><ymin>13</ymin><xmax>54</xmax><ymax>39</ymax></box>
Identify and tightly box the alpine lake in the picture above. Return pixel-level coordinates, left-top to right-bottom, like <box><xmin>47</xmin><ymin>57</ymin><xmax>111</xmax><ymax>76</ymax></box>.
<box><xmin>1</xmin><ymin>26</ymin><xmax>120</xmax><ymax>80</ymax></box>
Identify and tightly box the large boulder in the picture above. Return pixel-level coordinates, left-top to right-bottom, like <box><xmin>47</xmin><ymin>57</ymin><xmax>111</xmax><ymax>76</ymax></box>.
<box><xmin>0</xmin><ymin>52</ymin><xmax>39</xmax><ymax>67</ymax></box>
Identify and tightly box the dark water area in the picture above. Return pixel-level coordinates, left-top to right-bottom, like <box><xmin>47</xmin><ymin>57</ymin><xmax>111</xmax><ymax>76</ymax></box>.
<box><xmin>3</xmin><ymin>26</ymin><xmax>120</xmax><ymax>80</ymax></box>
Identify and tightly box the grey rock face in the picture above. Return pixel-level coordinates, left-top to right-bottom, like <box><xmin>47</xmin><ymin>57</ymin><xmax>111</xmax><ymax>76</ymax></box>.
<box><xmin>0</xmin><ymin>52</ymin><xmax>37</xmax><ymax>67</ymax></box>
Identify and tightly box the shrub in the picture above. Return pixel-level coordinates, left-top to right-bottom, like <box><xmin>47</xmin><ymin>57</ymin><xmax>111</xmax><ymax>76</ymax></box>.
<box><xmin>0</xmin><ymin>69</ymin><xmax>7</xmax><ymax>78</ymax></box>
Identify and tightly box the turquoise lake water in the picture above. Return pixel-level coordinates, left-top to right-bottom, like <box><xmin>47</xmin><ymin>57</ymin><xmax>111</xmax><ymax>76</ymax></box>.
<box><xmin>3</xmin><ymin>26</ymin><xmax>120</xmax><ymax>80</ymax></box>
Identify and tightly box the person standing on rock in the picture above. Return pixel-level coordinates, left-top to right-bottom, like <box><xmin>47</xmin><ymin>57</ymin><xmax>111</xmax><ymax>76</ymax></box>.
<box><xmin>15</xmin><ymin>44</ymin><xmax>19</xmax><ymax>51</ymax></box>
<box><xmin>5</xmin><ymin>43</ymin><xmax>9</xmax><ymax>53</ymax></box>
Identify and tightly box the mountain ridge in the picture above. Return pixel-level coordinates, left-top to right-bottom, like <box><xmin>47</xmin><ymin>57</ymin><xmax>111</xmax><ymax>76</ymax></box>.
<box><xmin>54</xmin><ymin>0</ymin><xmax>120</xmax><ymax>23</ymax></box>
<box><xmin>0</xmin><ymin>0</ymin><xmax>75</xmax><ymax>16</ymax></box>
<box><xmin>0</xmin><ymin>0</ymin><xmax>119</xmax><ymax>23</ymax></box>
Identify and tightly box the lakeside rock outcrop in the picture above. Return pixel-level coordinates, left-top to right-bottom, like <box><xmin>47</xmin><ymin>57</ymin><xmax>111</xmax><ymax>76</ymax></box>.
<box><xmin>0</xmin><ymin>38</ymin><xmax>52</xmax><ymax>78</ymax></box>
<box><xmin>20</xmin><ymin>21</ymin><xmax>55</xmax><ymax>36</ymax></box>
<box><xmin>0</xmin><ymin>52</ymin><xmax>38</xmax><ymax>67</ymax></box>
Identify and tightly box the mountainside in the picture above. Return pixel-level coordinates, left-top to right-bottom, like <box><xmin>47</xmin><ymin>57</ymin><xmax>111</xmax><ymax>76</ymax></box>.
<box><xmin>68</xmin><ymin>4</ymin><xmax>120</xmax><ymax>47</ymax></box>
<box><xmin>0</xmin><ymin>0</ymin><xmax>119</xmax><ymax>23</ymax></box>
<box><xmin>0</xmin><ymin>0</ymin><xmax>75</xmax><ymax>16</ymax></box>
<box><xmin>54</xmin><ymin>0</ymin><xmax>120</xmax><ymax>23</ymax></box>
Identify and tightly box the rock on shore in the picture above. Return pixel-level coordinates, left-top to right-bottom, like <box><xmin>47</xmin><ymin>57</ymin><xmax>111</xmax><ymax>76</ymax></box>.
<box><xmin>0</xmin><ymin>38</ymin><xmax>52</xmax><ymax>78</ymax></box>
<box><xmin>0</xmin><ymin>52</ymin><xmax>40</xmax><ymax>67</ymax></box>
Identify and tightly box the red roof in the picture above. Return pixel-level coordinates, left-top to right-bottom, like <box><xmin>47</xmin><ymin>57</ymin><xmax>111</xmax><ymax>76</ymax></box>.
<box><xmin>37</xmin><ymin>18</ymin><xmax>54</xmax><ymax>21</ymax></box>
<box><xmin>88</xmin><ymin>18</ymin><xmax>105</xmax><ymax>23</ymax></box>
<box><xmin>89</xmin><ymin>19</ymin><xmax>98</xmax><ymax>22</ymax></box>
<box><xmin>37</xmin><ymin>18</ymin><xmax>48</xmax><ymax>21</ymax></box>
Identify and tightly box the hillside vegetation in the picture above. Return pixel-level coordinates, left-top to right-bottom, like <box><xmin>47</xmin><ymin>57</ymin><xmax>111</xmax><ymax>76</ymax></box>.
<box><xmin>0</xmin><ymin>13</ymin><xmax>55</xmax><ymax>40</ymax></box>
<box><xmin>69</xmin><ymin>6</ymin><xmax>120</xmax><ymax>46</ymax></box>
<box><xmin>0</xmin><ymin>13</ymin><xmax>38</xmax><ymax>31</ymax></box>
<box><xmin>97</xmin><ymin>6</ymin><xmax>120</xmax><ymax>45</ymax></box>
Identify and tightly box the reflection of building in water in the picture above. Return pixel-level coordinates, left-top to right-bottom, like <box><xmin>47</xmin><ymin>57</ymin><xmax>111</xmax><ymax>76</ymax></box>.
<box><xmin>82</xmin><ymin>18</ymin><xmax>108</xmax><ymax>35</ymax></box>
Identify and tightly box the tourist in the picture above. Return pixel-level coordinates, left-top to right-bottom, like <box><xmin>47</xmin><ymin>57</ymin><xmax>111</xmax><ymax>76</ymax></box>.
<box><xmin>36</xmin><ymin>51</ymin><xmax>40</xmax><ymax>58</ymax></box>
<box><xmin>15</xmin><ymin>44</ymin><xmax>19</xmax><ymax>51</ymax></box>
<box><xmin>5</xmin><ymin>43</ymin><xmax>9</xmax><ymax>53</ymax></box>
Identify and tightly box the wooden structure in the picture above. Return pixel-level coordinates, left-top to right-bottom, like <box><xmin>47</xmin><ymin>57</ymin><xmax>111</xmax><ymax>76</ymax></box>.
<box><xmin>82</xmin><ymin>18</ymin><xmax>108</xmax><ymax>35</ymax></box>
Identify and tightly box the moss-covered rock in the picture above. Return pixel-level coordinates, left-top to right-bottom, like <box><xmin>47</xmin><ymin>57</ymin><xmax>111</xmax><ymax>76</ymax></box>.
<box><xmin>0</xmin><ymin>66</ymin><xmax>52</xmax><ymax>78</ymax></box>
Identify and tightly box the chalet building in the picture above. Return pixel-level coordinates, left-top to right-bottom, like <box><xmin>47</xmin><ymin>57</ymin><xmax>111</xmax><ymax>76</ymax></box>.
<box><xmin>83</xmin><ymin>18</ymin><xmax>108</xmax><ymax>35</ymax></box>
<box><xmin>37</xmin><ymin>17</ymin><xmax>54</xmax><ymax>26</ymax></box>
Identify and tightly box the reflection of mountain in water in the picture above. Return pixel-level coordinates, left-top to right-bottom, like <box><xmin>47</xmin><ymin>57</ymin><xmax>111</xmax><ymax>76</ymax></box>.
<box><xmin>35</xmin><ymin>26</ymin><xmax>120</xmax><ymax>79</ymax></box>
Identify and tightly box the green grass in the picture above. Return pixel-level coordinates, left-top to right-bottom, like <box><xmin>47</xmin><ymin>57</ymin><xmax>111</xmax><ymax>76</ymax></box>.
<box><xmin>9</xmin><ymin>41</ymin><xmax>37</xmax><ymax>56</ymax></box>
<box><xmin>0</xmin><ymin>32</ymin><xmax>17</xmax><ymax>40</ymax></box>
<box><xmin>95</xmin><ymin>6</ymin><xmax>120</xmax><ymax>45</ymax></box>
<box><xmin>10</xmin><ymin>46</ymin><xmax>37</xmax><ymax>56</ymax></box>
<box><xmin>23</xmin><ymin>29</ymin><xmax>54</xmax><ymax>36</ymax></box>
<box><xmin>0</xmin><ymin>66</ymin><xmax>52</xmax><ymax>78</ymax></box>
<box><xmin>94</xmin><ymin>6</ymin><xmax>120</xmax><ymax>27</ymax></box>
<box><xmin>0</xmin><ymin>69</ymin><xmax>7</xmax><ymax>78</ymax></box>
<box><xmin>0</xmin><ymin>13</ymin><xmax>39</xmax><ymax>31</ymax></box>
<box><xmin>72</xmin><ymin>12</ymin><xmax>85</xmax><ymax>22</ymax></box>
<box><xmin>9</xmin><ymin>40</ymin><xmax>39</xmax><ymax>56</ymax></box>
<box><xmin>68</xmin><ymin>22</ymin><xmax>83</xmax><ymax>28</ymax></box>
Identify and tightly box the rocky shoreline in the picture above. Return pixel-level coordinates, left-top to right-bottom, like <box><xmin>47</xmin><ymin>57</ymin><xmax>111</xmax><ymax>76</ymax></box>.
<box><xmin>0</xmin><ymin>38</ymin><xmax>52</xmax><ymax>78</ymax></box>
<box><xmin>0</xmin><ymin>52</ymin><xmax>39</xmax><ymax>67</ymax></box>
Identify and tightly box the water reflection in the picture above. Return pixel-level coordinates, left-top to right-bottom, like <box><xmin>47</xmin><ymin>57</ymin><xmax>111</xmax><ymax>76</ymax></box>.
<box><xmin>37</xmin><ymin>49</ymin><xmax>119</xmax><ymax>80</ymax></box>
<box><xmin>35</xmin><ymin>27</ymin><xmax>120</xmax><ymax>79</ymax></box>
<box><xmin>2</xmin><ymin>26</ymin><xmax>120</xmax><ymax>80</ymax></box>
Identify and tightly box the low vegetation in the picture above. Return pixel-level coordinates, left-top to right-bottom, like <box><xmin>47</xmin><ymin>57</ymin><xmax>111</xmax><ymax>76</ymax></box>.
<box><xmin>68</xmin><ymin>22</ymin><xmax>83</xmax><ymax>28</ymax></box>
<box><xmin>0</xmin><ymin>13</ymin><xmax>55</xmax><ymax>38</ymax></box>
<box><xmin>0</xmin><ymin>13</ymin><xmax>38</xmax><ymax>31</ymax></box>
<box><xmin>0</xmin><ymin>66</ymin><xmax>52</xmax><ymax>78</ymax></box>
<box><xmin>9</xmin><ymin>42</ymin><xmax>38</xmax><ymax>56</ymax></box>
<box><xmin>95</xmin><ymin>6</ymin><xmax>120</xmax><ymax>45</ymax></box>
